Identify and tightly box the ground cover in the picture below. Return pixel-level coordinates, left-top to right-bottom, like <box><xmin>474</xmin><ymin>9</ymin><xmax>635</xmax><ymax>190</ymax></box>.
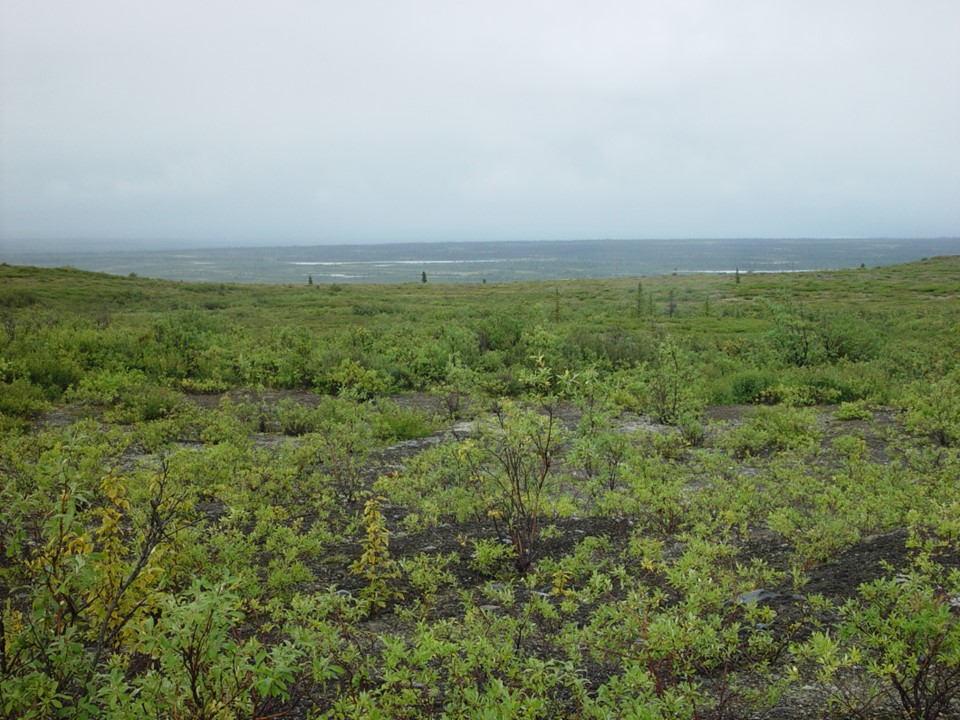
<box><xmin>1</xmin><ymin>257</ymin><xmax>959</xmax><ymax>718</ymax></box>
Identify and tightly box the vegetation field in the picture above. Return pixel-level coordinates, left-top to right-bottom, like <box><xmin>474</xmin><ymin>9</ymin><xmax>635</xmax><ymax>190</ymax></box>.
<box><xmin>1</xmin><ymin>257</ymin><xmax>959</xmax><ymax>718</ymax></box>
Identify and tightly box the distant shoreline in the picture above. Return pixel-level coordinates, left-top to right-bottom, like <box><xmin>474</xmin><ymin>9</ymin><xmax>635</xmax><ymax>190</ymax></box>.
<box><xmin>3</xmin><ymin>237</ymin><xmax>958</xmax><ymax>284</ymax></box>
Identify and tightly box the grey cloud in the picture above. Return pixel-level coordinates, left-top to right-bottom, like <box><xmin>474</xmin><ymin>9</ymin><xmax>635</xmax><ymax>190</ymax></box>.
<box><xmin>1</xmin><ymin>0</ymin><xmax>958</xmax><ymax>250</ymax></box>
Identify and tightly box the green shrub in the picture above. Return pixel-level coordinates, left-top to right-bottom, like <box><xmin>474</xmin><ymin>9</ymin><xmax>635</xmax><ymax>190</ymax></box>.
<box><xmin>435</xmin><ymin>358</ymin><xmax>479</xmax><ymax>419</ymax></box>
<box><xmin>595</xmin><ymin>453</ymin><xmax>690</xmax><ymax>535</ymax></box>
<box><xmin>24</xmin><ymin>352</ymin><xmax>84</xmax><ymax>397</ymax></box>
<box><xmin>179</xmin><ymin>376</ymin><xmax>231</xmax><ymax>394</ymax></box>
<box><xmin>798</xmin><ymin>369</ymin><xmax>857</xmax><ymax>404</ymax></box>
<box><xmin>300</xmin><ymin>422</ymin><xmax>373</xmax><ymax>503</ymax></box>
<box><xmin>330</xmin><ymin>359</ymin><xmax>388</xmax><ymax>400</ymax></box>
<box><xmin>724</xmin><ymin>405</ymin><xmax>820</xmax><ymax>458</ymax></box>
<box><xmin>469</xmin><ymin>537</ymin><xmax>515</xmax><ymax>576</ymax></box>
<box><xmin>792</xmin><ymin>570</ymin><xmax>960</xmax><ymax>720</ymax></box>
<box><xmin>728</xmin><ymin>370</ymin><xmax>777</xmax><ymax>404</ymax></box>
<box><xmin>351</xmin><ymin>497</ymin><xmax>402</xmax><ymax>613</ymax></box>
<box><xmin>835</xmin><ymin>400</ymin><xmax>874</xmax><ymax>421</ymax></box>
<box><xmin>759</xmin><ymin>368</ymin><xmax>857</xmax><ymax>406</ymax></box>
<box><xmin>818</xmin><ymin>312</ymin><xmax>880</xmax><ymax>362</ymax></box>
<box><xmin>371</xmin><ymin>400</ymin><xmax>438</xmax><ymax>441</ymax></box>
<box><xmin>764</xmin><ymin>299</ymin><xmax>825</xmax><ymax>367</ymax></box>
<box><xmin>643</xmin><ymin>336</ymin><xmax>704</xmax><ymax>425</ymax></box>
<box><xmin>70</xmin><ymin>368</ymin><xmax>147</xmax><ymax>405</ymax></box>
<box><xmin>275</xmin><ymin>398</ymin><xmax>319</xmax><ymax>436</ymax></box>
<box><xmin>903</xmin><ymin>370</ymin><xmax>960</xmax><ymax>446</ymax></box>
<box><xmin>0</xmin><ymin>377</ymin><xmax>48</xmax><ymax>419</ymax></box>
<box><xmin>0</xmin><ymin>287</ymin><xmax>38</xmax><ymax>307</ymax></box>
<box><xmin>460</xmin><ymin>398</ymin><xmax>566</xmax><ymax>572</ymax></box>
<box><xmin>121</xmin><ymin>579</ymin><xmax>303</xmax><ymax>719</ymax></box>
<box><xmin>582</xmin><ymin>539</ymin><xmax>784</xmax><ymax>719</ymax></box>
<box><xmin>68</xmin><ymin>369</ymin><xmax>181</xmax><ymax>423</ymax></box>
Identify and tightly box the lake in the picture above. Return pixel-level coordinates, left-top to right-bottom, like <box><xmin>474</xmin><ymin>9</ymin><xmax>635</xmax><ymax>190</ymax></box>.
<box><xmin>4</xmin><ymin>237</ymin><xmax>958</xmax><ymax>284</ymax></box>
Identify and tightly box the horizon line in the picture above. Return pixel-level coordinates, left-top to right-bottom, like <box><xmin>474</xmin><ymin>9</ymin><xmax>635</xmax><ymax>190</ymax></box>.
<box><xmin>4</xmin><ymin>235</ymin><xmax>959</xmax><ymax>257</ymax></box>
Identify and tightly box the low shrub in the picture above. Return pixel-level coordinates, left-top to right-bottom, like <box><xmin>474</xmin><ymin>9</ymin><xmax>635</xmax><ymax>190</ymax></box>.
<box><xmin>792</xmin><ymin>569</ymin><xmax>960</xmax><ymax>720</ymax></box>
<box><xmin>728</xmin><ymin>370</ymin><xmax>777</xmax><ymax>404</ymax></box>
<box><xmin>760</xmin><ymin>369</ymin><xmax>857</xmax><ymax>406</ymax></box>
<box><xmin>724</xmin><ymin>405</ymin><xmax>820</xmax><ymax>458</ymax></box>
<box><xmin>0</xmin><ymin>377</ymin><xmax>48</xmax><ymax>419</ymax></box>
<box><xmin>903</xmin><ymin>370</ymin><xmax>960</xmax><ymax>447</ymax></box>
<box><xmin>68</xmin><ymin>369</ymin><xmax>181</xmax><ymax>422</ymax></box>
<box><xmin>276</xmin><ymin>398</ymin><xmax>319</xmax><ymax>436</ymax></box>
<box><xmin>835</xmin><ymin>401</ymin><xmax>874</xmax><ymax>421</ymax></box>
<box><xmin>25</xmin><ymin>352</ymin><xmax>84</xmax><ymax>397</ymax></box>
<box><xmin>372</xmin><ymin>404</ymin><xmax>437</xmax><ymax>441</ymax></box>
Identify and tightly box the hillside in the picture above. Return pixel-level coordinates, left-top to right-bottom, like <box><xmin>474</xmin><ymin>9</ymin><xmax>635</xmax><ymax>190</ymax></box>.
<box><xmin>1</xmin><ymin>257</ymin><xmax>959</xmax><ymax>718</ymax></box>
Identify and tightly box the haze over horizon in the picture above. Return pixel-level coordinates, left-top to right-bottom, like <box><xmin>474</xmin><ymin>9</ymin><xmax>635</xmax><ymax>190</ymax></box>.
<box><xmin>2</xmin><ymin>1</ymin><xmax>959</xmax><ymax>254</ymax></box>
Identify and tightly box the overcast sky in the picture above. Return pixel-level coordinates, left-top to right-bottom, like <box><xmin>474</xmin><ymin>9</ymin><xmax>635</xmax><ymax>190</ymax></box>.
<box><xmin>1</xmin><ymin>1</ymin><xmax>958</xmax><ymax>252</ymax></box>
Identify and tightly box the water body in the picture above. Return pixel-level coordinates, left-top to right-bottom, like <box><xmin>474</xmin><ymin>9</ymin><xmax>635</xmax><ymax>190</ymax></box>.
<box><xmin>4</xmin><ymin>238</ymin><xmax>958</xmax><ymax>284</ymax></box>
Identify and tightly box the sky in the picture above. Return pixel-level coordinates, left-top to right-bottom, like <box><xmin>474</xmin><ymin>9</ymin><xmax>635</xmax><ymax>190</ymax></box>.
<box><xmin>1</xmin><ymin>1</ymin><xmax>958</xmax><ymax>252</ymax></box>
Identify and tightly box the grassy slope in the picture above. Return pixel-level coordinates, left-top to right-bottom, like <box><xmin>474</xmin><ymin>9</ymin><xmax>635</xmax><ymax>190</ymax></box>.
<box><xmin>2</xmin><ymin>256</ymin><xmax>960</xmax><ymax>718</ymax></box>
<box><xmin>1</xmin><ymin>256</ymin><xmax>958</xmax><ymax>414</ymax></box>
<box><xmin>3</xmin><ymin>254</ymin><xmax>958</xmax><ymax>336</ymax></box>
